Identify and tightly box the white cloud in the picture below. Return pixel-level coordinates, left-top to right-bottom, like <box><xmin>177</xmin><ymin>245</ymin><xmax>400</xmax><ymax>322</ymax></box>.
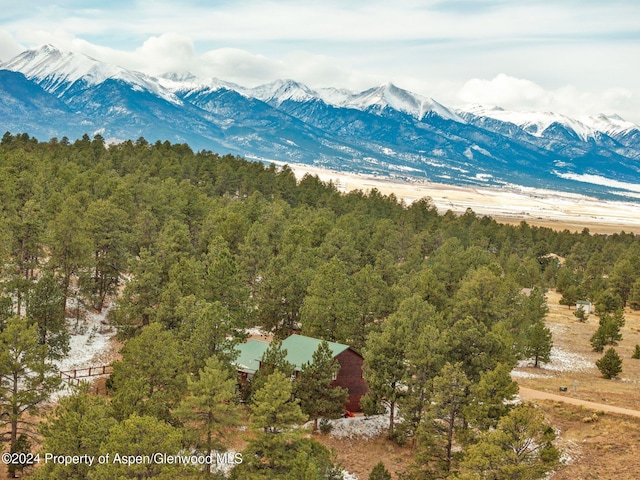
<box><xmin>196</xmin><ymin>48</ymin><xmax>278</xmax><ymax>84</ymax></box>
<box><xmin>458</xmin><ymin>74</ymin><xmax>547</xmax><ymax>108</ymax></box>
<box><xmin>0</xmin><ymin>29</ymin><xmax>24</xmax><ymax>61</ymax></box>
<box><xmin>456</xmin><ymin>74</ymin><xmax>638</xmax><ymax>122</ymax></box>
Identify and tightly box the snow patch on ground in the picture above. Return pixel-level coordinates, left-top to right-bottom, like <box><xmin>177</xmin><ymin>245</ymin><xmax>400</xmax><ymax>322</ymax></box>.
<box><xmin>57</xmin><ymin>305</ymin><xmax>115</xmax><ymax>372</ymax></box>
<box><xmin>545</xmin><ymin>347</ymin><xmax>594</xmax><ymax>373</ymax></box>
<box><xmin>53</xmin><ymin>302</ymin><xmax>117</xmax><ymax>397</ymax></box>
<box><xmin>343</xmin><ymin>471</ymin><xmax>359</xmax><ymax>480</ymax></box>
<box><xmin>511</xmin><ymin>369</ymin><xmax>550</xmax><ymax>379</ymax></box>
<box><xmin>304</xmin><ymin>414</ymin><xmax>390</xmax><ymax>440</ymax></box>
<box><xmin>244</xmin><ymin>326</ymin><xmax>270</xmax><ymax>338</ymax></box>
<box><xmin>210</xmin><ymin>450</ymin><xmax>239</xmax><ymax>476</ymax></box>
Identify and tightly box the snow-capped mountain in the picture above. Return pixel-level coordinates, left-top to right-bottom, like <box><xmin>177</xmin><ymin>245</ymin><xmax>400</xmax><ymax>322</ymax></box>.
<box><xmin>2</xmin><ymin>44</ymin><xmax>640</xmax><ymax>201</ymax></box>
<box><xmin>335</xmin><ymin>82</ymin><xmax>463</xmax><ymax>122</ymax></box>
<box><xmin>4</xmin><ymin>44</ymin><xmax>179</xmax><ymax>104</ymax></box>
<box><xmin>456</xmin><ymin>104</ymin><xmax>637</xmax><ymax>142</ymax></box>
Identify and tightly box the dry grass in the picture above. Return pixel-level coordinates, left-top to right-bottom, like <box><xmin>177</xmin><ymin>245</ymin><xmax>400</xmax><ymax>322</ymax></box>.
<box><xmin>543</xmin><ymin>402</ymin><xmax>640</xmax><ymax>479</ymax></box>
<box><xmin>316</xmin><ymin>432</ymin><xmax>414</xmax><ymax>480</ymax></box>
<box><xmin>512</xmin><ymin>290</ymin><xmax>640</xmax><ymax>478</ymax></box>
<box><xmin>514</xmin><ymin>290</ymin><xmax>640</xmax><ymax>411</ymax></box>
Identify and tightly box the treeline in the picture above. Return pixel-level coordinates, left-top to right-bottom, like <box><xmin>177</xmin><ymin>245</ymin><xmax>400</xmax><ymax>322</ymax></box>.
<box><xmin>1</xmin><ymin>132</ymin><xmax>639</xmax><ymax>479</ymax></box>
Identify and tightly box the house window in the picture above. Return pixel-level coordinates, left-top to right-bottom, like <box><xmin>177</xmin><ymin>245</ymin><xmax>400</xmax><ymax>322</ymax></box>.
<box><xmin>332</xmin><ymin>370</ymin><xmax>338</xmax><ymax>381</ymax></box>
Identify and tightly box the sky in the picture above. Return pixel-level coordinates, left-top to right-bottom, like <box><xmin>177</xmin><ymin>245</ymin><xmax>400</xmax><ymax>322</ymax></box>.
<box><xmin>1</xmin><ymin>0</ymin><xmax>640</xmax><ymax>123</ymax></box>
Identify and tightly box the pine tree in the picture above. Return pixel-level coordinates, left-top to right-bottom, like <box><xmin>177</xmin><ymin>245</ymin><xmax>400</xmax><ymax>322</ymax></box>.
<box><xmin>250</xmin><ymin>370</ymin><xmax>306</xmax><ymax>434</ymax></box>
<box><xmin>176</xmin><ymin>297</ymin><xmax>241</xmax><ymax>374</ymax></box>
<box><xmin>464</xmin><ymin>363</ymin><xmax>519</xmax><ymax>430</ymax></box>
<box><xmin>294</xmin><ymin>341</ymin><xmax>348</xmax><ymax>432</ymax></box>
<box><xmin>430</xmin><ymin>362</ymin><xmax>471</xmax><ymax>474</ymax></box>
<box><xmin>176</xmin><ymin>355</ymin><xmax>240</xmax><ymax>475</ymax></box>
<box><xmin>590</xmin><ymin>309</ymin><xmax>625</xmax><ymax>352</ymax></box>
<box><xmin>596</xmin><ymin>348</ymin><xmax>623</xmax><ymax>379</ymax></box>
<box><xmin>230</xmin><ymin>435</ymin><xmax>343</xmax><ymax>480</ymax></box>
<box><xmin>89</xmin><ymin>414</ymin><xmax>187</xmax><ymax>480</ymax></box>
<box><xmin>0</xmin><ymin>317</ymin><xmax>61</xmax><ymax>455</ymax></box>
<box><xmin>249</xmin><ymin>339</ymin><xmax>294</xmax><ymax>398</ymax></box>
<box><xmin>458</xmin><ymin>404</ymin><xmax>559</xmax><ymax>480</ymax></box>
<box><xmin>27</xmin><ymin>271</ymin><xmax>69</xmax><ymax>360</ymax></box>
<box><xmin>83</xmin><ymin>198</ymin><xmax>129</xmax><ymax>311</ymax></box>
<box><xmin>573</xmin><ymin>307</ymin><xmax>588</xmax><ymax>322</ymax></box>
<box><xmin>523</xmin><ymin>321</ymin><xmax>553</xmax><ymax>368</ymax></box>
<box><xmin>300</xmin><ymin>256</ymin><xmax>358</xmax><ymax>344</ymax></box>
<box><xmin>33</xmin><ymin>386</ymin><xmax>115</xmax><ymax>480</ymax></box>
<box><xmin>632</xmin><ymin>345</ymin><xmax>640</xmax><ymax>359</ymax></box>
<box><xmin>362</xmin><ymin>313</ymin><xmax>407</xmax><ymax>438</ymax></box>
<box><xmin>109</xmin><ymin>323</ymin><xmax>186</xmax><ymax>421</ymax></box>
<box><xmin>46</xmin><ymin>196</ymin><xmax>92</xmax><ymax>312</ymax></box>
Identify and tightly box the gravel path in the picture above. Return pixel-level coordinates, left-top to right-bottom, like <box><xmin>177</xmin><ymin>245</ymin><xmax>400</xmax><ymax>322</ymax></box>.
<box><xmin>519</xmin><ymin>386</ymin><xmax>640</xmax><ymax>419</ymax></box>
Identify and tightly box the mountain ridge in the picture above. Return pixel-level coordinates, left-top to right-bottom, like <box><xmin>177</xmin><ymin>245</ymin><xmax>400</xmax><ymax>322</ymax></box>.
<box><xmin>1</xmin><ymin>44</ymin><xmax>640</xmax><ymax>202</ymax></box>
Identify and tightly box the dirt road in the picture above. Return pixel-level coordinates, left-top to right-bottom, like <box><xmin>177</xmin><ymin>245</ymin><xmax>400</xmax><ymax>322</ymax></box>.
<box><xmin>518</xmin><ymin>386</ymin><xmax>640</xmax><ymax>419</ymax></box>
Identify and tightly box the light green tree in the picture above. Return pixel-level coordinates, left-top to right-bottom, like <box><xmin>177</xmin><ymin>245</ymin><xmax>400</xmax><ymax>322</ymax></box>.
<box><xmin>250</xmin><ymin>370</ymin><xmax>307</xmax><ymax>434</ymax></box>
<box><xmin>0</xmin><ymin>317</ymin><xmax>60</xmax><ymax>455</ymax></box>
<box><xmin>451</xmin><ymin>266</ymin><xmax>516</xmax><ymax>328</ymax></box>
<box><xmin>33</xmin><ymin>386</ymin><xmax>116</xmax><ymax>480</ymax></box>
<box><xmin>177</xmin><ymin>297</ymin><xmax>241</xmax><ymax>374</ymax></box>
<box><xmin>176</xmin><ymin>355</ymin><xmax>240</xmax><ymax>477</ymax></box>
<box><xmin>458</xmin><ymin>404</ymin><xmax>559</xmax><ymax>480</ymax></box>
<box><xmin>230</xmin><ymin>435</ymin><xmax>343</xmax><ymax>480</ymax></box>
<box><xmin>249</xmin><ymin>339</ymin><xmax>294</xmax><ymax>398</ymax></box>
<box><xmin>294</xmin><ymin>341</ymin><xmax>348</xmax><ymax>432</ymax></box>
<box><xmin>463</xmin><ymin>363</ymin><xmax>518</xmax><ymax>431</ymax></box>
<box><xmin>89</xmin><ymin>414</ymin><xmax>189</xmax><ymax>480</ymax></box>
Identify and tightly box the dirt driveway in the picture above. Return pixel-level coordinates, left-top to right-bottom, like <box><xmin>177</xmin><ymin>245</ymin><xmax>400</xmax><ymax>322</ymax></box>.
<box><xmin>518</xmin><ymin>386</ymin><xmax>640</xmax><ymax>419</ymax></box>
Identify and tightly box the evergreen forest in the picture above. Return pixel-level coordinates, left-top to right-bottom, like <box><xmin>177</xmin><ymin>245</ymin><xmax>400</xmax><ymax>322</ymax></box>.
<box><xmin>2</xmin><ymin>132</ymin><xmax>640</xmax><ymax>479</ymax></box>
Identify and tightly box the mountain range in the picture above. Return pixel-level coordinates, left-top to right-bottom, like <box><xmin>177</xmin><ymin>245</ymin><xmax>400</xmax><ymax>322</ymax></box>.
<box><xmin>2</xmin><ymin>44</ymin><xmax>640</xmax><ymax>202</ymax></box>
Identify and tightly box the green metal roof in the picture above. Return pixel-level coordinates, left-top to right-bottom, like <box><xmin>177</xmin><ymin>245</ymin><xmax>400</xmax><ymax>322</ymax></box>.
<box><xmin>233</xmin><ymin>335</ymin><xmax>352</xmax><ymax>373</ymax></box>
<box><xmin>281</xmin><ymin>334</ymin><xmax>350</xmax><ymax>371</ymax></box>
<box><xmin>234</xmin><ymin>339</ymin><xmax>270</xmax><ymax>374</ymax></box>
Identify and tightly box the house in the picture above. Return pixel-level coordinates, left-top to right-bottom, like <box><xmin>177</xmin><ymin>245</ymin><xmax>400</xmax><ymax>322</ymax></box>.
<box><xmin>234</xmin><ymin>334</ymin><xmax>367</xmax><ymax>412</ymax></box>
<box><xmin>576</xmin><ymin>300</ymin><xmax>592</xmax><ymax>314</ymax></box>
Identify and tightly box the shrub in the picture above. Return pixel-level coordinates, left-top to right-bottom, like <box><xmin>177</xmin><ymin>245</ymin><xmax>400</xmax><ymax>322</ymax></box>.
<box><xmin>369</xmin><ymin>461</ymin><xmax>392</xmax><ymax>480</ymax></box>
<box><xmin>319</xmin><ymin>417</ymin><xmax>333</xmax><ymax>435</ymax></box>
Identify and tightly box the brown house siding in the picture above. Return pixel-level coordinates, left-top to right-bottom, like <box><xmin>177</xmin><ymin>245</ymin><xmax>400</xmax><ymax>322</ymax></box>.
<box><xmin>332</xmin><ymin>349</ymin><xmax>368</xmax><ymax>412</ymax></box>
